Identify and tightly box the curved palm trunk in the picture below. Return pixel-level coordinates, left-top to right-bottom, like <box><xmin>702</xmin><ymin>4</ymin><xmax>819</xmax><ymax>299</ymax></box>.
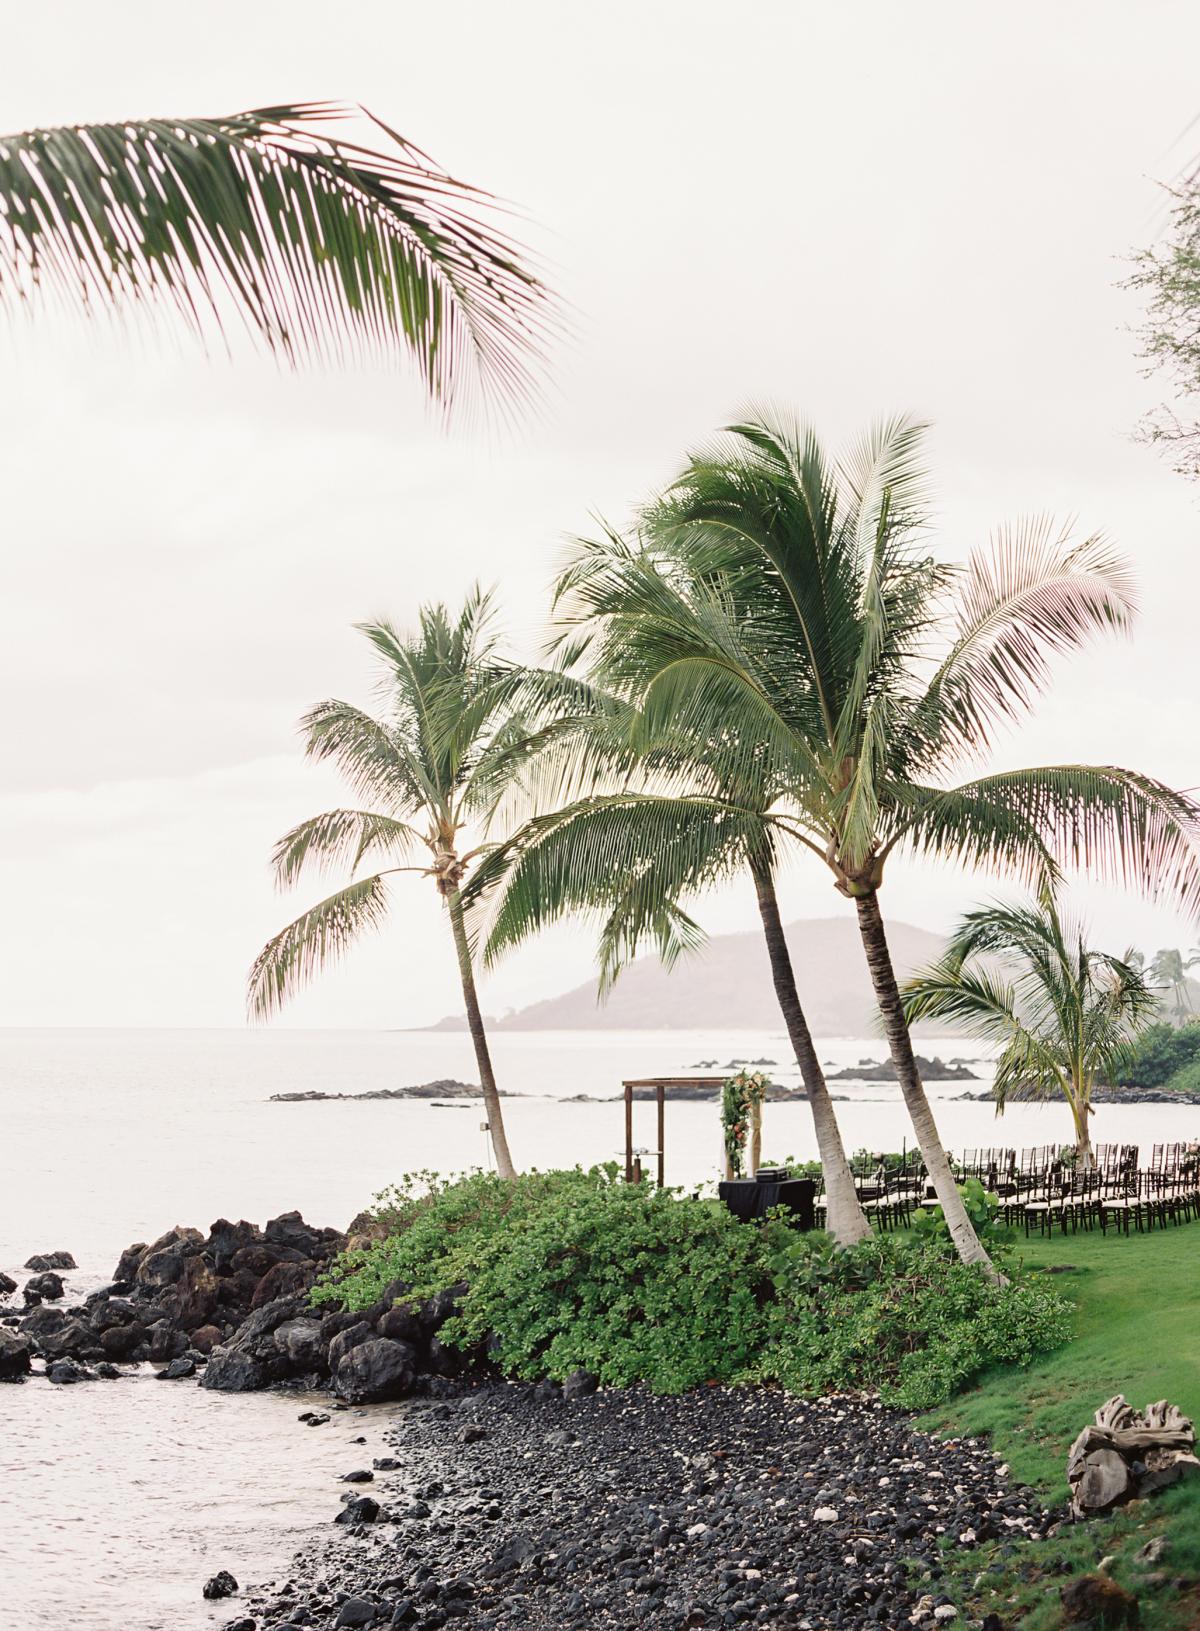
<box><xmin>853</xmin><ymin>891</ymin><xmax>1000</xmax><ymax>1282</ymax></box>
<box><xmin>447</xmin><ymin>888</ymin><xmax>517</xmax><ymax>1180</ymax></box>
<box><xmin>752</xmin><ymin>866</ymin><xmax>871</xmax><ymax>1245</ymax></box>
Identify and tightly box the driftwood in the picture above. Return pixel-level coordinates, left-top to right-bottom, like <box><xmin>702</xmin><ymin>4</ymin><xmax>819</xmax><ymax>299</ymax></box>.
<box><xmin>1067</xmin><ymin>1395</ymin><xmax>1199</xmax><ymax>1517</ymax></box>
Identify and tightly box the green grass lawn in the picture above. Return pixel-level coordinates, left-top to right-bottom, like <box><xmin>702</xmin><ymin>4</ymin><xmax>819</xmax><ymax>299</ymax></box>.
<box><xmin>923</xmin><ymin>1220</ymin><xmax>1200</xmax><ymax>1628</ymax></box>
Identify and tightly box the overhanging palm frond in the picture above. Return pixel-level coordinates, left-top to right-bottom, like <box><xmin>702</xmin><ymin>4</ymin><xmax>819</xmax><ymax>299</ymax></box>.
<box><xmin>247</xmin><ymin>873</ymin><xmax>391</xmax><ymax>1019</ymax></box>
<box><xmin>883</xmin><ymin>779</ymin><xmax>1059</xmax><ymax>886</ymax></box>
<box><xmin>919</xmin><ymin>765</ymin><xmax>1200</xmax><ymax>918</ymax></box>
<box><xmin>465</xmin><ymin>791</ymin><xmax>758</xmax><ymax>971</ymax></box>
<box><xmin>595</xmin><ymin>894</ymin><xmax>707</xmax><ymax>996</ymax></box>
<box><xmin>270</xmin><ymin>808</ymin><xmax>421</xmax><ymax>888</ymax></box>
<box><xmin>0</xmin><ymin>103</ymin><xmax>551</xmax><ymax>410</ymax></box>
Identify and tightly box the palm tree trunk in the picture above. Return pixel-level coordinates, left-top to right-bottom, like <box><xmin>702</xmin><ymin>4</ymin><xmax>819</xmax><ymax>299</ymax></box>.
<box><xmin>853</xmin><ymin>891</ymin><xmax>1000</xmax><ymax>1281</ymax></box>
<box><xmin>752</xmin><ymin>866</ymin><xmax>871</xmax><ymax>1245</ymax></box>
<box><xmin>447</xmin><ymin>888</ymin><xmax>517</xmax><ymax>1180</ymax></box>
<box><xmin>1070</xmin><ymin>1089</ymin><xmax>1095</xmax><ymax>1171</ymax></box>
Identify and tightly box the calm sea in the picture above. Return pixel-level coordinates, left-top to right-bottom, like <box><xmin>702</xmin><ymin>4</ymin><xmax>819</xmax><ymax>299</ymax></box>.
<box><xmin>3</xmin><ymin>1026</ymin><xmax>1197</xmax><ymax>1629</ymax></box>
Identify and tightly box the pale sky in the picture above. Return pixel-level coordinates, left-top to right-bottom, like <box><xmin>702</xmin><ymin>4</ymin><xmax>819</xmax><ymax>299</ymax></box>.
<box><xmin>2</xmin><ymin>0</ymin><xmax>1199</xmax><ymax>1028</ymax></box>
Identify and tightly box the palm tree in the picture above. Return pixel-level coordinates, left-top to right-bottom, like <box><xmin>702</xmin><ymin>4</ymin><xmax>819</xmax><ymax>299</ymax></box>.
<box><xmin>0</xmin><ymin>103</ymin><xmax>550</xmax><ymax>412</ymax></box>
<box><xmin>901</xmin><ymin>889</ymin><xmax>1157</xmax><ymax>1169</ymax></box>
<box><xmin>467</xmin><ymin>625</ymin><xmax>872</xmax><ymax>1244</ymax></box>
<box><xmin>1148</xmin><ymin>947</ymin><xmax>1195</xmax><ymax>1019</ymax></box>
<box><xmin>645</xmin><ymin>410</ymin><xmax>1200</xmax><ymax>1271</ymax></box>
<box><xmin>248</xmin><ymin>590</ymin><xmax>535</xmax><ymax>1178</ymax></box>
<box><xmin>522</xmin><ymin>410</ymin><xmax>1200</xmax><ymax>1277</ymax></box>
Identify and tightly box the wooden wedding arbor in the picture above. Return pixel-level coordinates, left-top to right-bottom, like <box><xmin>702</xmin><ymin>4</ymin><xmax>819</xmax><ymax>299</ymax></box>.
<box><xmin>620</xmin><ymin>1077</ymin><xmax>726</xmax><ymax>1185</ymax></box>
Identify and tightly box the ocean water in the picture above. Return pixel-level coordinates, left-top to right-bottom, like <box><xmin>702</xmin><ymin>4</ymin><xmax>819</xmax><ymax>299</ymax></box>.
<box><xmin>3</xmin><ymin>1026</ymin><xmax>1198</xmax><ymax>1630</ymax></box>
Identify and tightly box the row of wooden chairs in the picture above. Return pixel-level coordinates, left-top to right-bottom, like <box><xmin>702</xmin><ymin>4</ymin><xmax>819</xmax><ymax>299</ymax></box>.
<box><xmin>1011</xmin><ymin>1165</ymin><xmax>1200</xmax><ymax>1237</ymax></box>
<box><xmin>813</xmin><ymin>1144</ymin><xmax>1200</xmax><ymax>1236</ymax></box>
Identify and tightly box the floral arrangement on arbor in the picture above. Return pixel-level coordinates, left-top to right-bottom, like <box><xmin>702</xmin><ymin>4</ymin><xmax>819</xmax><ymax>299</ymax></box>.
<box><xmin>721</xmin><ymin>1070</ymin><xmax>769</xmax><ymax>1178</ymax></box>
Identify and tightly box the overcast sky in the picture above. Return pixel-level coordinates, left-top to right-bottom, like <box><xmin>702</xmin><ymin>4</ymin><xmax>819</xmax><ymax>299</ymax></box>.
<box><xmin>2</xmin><ymin>1</ymin><xmax>1199</xmax><ymax>1028</ymax></box>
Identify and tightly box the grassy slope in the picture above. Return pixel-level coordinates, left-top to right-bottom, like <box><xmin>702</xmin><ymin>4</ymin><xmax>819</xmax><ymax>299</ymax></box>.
<box><xmin>924</xmin><ymin>1222</ymin><xmax>1200</xmax><ymax>1628</ymax></box>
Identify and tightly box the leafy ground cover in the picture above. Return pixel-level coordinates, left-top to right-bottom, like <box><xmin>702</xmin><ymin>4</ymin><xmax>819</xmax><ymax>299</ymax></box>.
<box><xmin>925</xmin><ymin>1222</ymin><xmax>1200</xmax><ymax>1628</ymax></box>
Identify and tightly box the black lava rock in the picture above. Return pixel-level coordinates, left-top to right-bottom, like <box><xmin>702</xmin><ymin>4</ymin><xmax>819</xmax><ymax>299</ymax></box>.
<box><xmin>335</xmin><ymin>1496</ymin><xmax>381</xmax><ymax>1526</ymax></box>
<box><xmin>202</xmin><ymin>1569</ymin><xmax>239</xmax><ymax>1600</ymax></box>
<box><xmin>247</xmin><ymin>1383</ymin><xmax>1053</xmax><ymax>1631</ymax></box>
<box><xmin>157</xmin><ymin>1356</ymin><xmax>197</xmax><ymax>1379</ymax></box>
<box><xmin>46</xmin><ymin>1358</ymin><xmax>84</xmax><ymax>1384</ymax></box>
<box><xmin>336</xmin><ymin>1598</ymin><xmax>379</xmax><ymax>1626</ymax></box>
<box><xmin>562</xmin><ymin>1369</ymin><xmax>599</xmax><ymax>1401</ymax></box>
<box><xmin>335</xmin><ymin>1338</ymin><xmax>417</xmax><ymax>1405</ymax></box>
<box><xmin>0</xmin><ymin>1328</ymin><xmax>32</xmax><ymax>1381</ymax></box>
<box><xmin>24</xmin><ymin>1272</ymin><xmax>64</xmax><ymax>1301</ymax></box>
<box><xmin>24</xmin><ymin>1251</ymin><xmax>77</xmax><ymax>1271</ymax></box>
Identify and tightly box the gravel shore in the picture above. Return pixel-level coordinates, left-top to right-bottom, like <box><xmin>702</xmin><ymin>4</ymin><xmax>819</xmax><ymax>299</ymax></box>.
<box><xmin>231</xmin><ymin>1382</ymin><xmax>1055</xmax><ymax>1631</ymax></box>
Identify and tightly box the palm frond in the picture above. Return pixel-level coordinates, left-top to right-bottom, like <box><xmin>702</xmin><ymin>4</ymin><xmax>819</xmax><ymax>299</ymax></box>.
<box><xmin>903</xmin><ymin>943</ymin><xmax>1068</xmax><ymax>1107</ymax></box>
<box><xmin>301</xmin><ymin>698</ymin><xmax>435</xmax><ymax>813</ymax></box>
<box><xmin>883</xmin><ymin>779</ymin><xmax>1060</xmax><ymax>886</ymax></box>
<box><xmin>901</xmin><ymin>955</ymin><xmax>1064</xmax><ymax>1104</ymax></box>
<box><xmin>911</xmin><ymin>520</ymin><xmax>1136</xmax><ymax>765</ymax></box>
<box><xmin>0</xmin><ymin>103</ymin><xmax>552</xmax><ymax>411</ymax></box>
<box><xmin>270</xmin><ymin>808</ymin><xmax>421</xmax><ymax>888</ymax></box>
<box><xmin>837</xmin><ymin>412</ymin><xmax>933</xmax><ymax>559</ymax></box>
<box><xmin>247</xmin><ymin>873</ymin><xmax>391</xmax><ymax>1019</ymax></box>
<box><xmin>904</xmin><ymin>889</ymin><xmax>1158</xmax><ymax>1110</ymax></box>
<box><xmin>595</xmin><ymin>895</ymin><xmax>708</xmax><ymax>996</ymax></box>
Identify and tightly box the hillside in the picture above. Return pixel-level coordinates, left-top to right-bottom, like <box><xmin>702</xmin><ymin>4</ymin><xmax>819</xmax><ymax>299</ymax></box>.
<box><xmin>427</xmin><ymin>916</ymin><xmax>950</xmax><ymax>1034</ymax></box>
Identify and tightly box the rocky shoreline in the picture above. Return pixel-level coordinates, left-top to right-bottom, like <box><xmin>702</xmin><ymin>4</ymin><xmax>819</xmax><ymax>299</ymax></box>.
<box><xmin>229</xmin><ymin>1382</ymin><xmax>1047</xmax><ymax>1631</ymax></box>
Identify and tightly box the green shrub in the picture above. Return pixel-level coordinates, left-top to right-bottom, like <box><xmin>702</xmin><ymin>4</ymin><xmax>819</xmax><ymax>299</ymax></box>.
<box><xmin>315</xmin><ymin>1167</ymin><xmax>1074</xmax><ymax>1408</ymax></box>
<box><xmin>911</xmin><ymin>1177</ymin><xmax>1015</xmax><ymax>1249</ymax></box>
<box><xmin>317</xmin><ymin>1166</ymin><xmax>771</xmax><ymax>1391</ymax></box>
<box><xmin>754</xmin><ymin>1232</ymin><xmax>1072</xmax><ymax>1409</ymax></box>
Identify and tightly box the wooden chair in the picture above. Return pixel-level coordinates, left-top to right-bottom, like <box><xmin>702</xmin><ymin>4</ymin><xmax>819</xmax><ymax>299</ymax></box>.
<box><xmin>861</xmin><ymin>1166</ymin><xmax>913</xmax><ymax>1232</ymax></box>
<box><xmin>1099</xmin><ymin>1169</ymin><xmax>1151</xmax><ymax>1235</ymax></box>
<box><xmin>1023</xmin><ymin>1167</ymin><xmax>1070</xmax><ymax>1237</ymax></box>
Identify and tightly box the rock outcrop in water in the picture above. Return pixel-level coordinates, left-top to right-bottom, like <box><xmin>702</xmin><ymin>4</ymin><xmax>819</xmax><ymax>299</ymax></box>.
<box><xmin>270</xmin><ymin>1080</ymin><xmax>518</xmax><ymax>1103</ymax></box>
<box><xmin>1</xmin><ymin>1212</ymin><xmax>344</xmax><ymax>1377</ymax></box>
<box><xmin>0</xmin><ymin>1328</ymin><xmax>32</xmax><ymax>1380</ymax></box>
<box><xmin>24</xmin><ymin>1250</ymin><xmax>77</xmax><ymax>1272</ymax></box>
<box><xmin>827</xmin><ymin>1055</ymin><xmax>977</xmax><ymax>1082</ymax></box>
<box><xmin>0</xmin><ymin>1211</ymin><xmax>484</xmax><ymax>1404</ymax></box>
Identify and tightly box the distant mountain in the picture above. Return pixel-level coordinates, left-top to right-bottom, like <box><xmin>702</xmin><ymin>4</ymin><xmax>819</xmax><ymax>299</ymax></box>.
<box><xmin>426</xmin><ymin>916</ymin><xmax>952</xmax><ymax>1034</ymax></box>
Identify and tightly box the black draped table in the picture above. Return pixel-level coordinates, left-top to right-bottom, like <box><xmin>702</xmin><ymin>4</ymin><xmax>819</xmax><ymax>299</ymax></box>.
<box><xmin>718</xmin><ymin>1175</ymin><xmax>815</xmax><ymax>1229</ymax></box>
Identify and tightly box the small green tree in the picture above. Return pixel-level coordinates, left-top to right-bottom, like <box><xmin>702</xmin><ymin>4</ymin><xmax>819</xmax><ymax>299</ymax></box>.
<box><xmin>902</xmin><ymin>888</ymin><xmax>1157</xmax><ymax>1168</ymax></box>
<box><xmin>248</xmin><ymin>590</ymin><xmax>536</xmax><ymax>1178</ymax></box>
<box><xmin>1120</xmin><ymin>1019</ymin><xmax>1200</xmax><ymax>1087</ymax></box>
